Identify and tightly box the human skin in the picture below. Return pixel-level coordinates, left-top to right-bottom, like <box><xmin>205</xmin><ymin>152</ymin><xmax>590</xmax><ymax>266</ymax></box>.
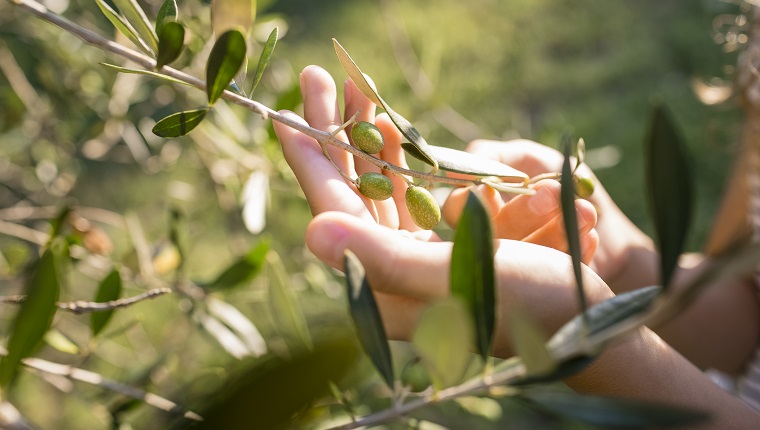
<box><xmin>273</xmin><ymin>65</ymin><xmax>760</xmax><ymax>428</ymax></box>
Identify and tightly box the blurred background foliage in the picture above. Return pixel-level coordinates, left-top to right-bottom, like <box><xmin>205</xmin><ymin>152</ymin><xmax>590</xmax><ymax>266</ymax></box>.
<box><xmin>0</xmin><ymin>0</ymin><xmax>749</xmax><ymax>428</ymax></box>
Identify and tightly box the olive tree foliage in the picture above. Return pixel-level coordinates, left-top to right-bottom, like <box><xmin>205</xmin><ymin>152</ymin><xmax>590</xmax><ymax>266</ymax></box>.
<box><xmin>0</xmin><ymin>0</ymin><xmax>758</xmax><ymax>429</ymax></box>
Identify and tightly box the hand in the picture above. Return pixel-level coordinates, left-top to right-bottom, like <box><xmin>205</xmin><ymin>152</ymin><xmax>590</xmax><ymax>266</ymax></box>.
<box><xmin>446</xmin><ymin>139</ymin><xmax>658</xmax><ymax>292</ymax></box>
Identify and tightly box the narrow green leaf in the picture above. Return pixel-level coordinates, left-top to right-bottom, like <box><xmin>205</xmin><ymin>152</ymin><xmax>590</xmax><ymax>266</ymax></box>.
<box><xmin>268</xmin><ymin>251</ymin><xmax>313</xmax><ymax>350</ymax></box>
<box><xmin>401</xmin><ymin>143</ymin><xmax>528</xmax><ymax>181</ymax></box>
<box><xmin>412</xmin><ymin>298</ymin><xmax>474</xmax><ymax>390</ymax></box>
<box><xmin>112</xmin><ymin>0</ymin><xmax>159</xmax><ymax>53</ymax></box>
<box><xmin>0</xmin><ymin>246</ymin><xmax>64</xmax><ymax>387</ymax></box>
<box><xmin>450</xmin><ymin>191</ymin><xmax>496</xmax><ymax>360</ymax></box>
<box><xmin>645</xmin><ymin>103</ymin><xmax>693</xmax><ymax>290</ymax></box>
<box><xmin>206</xmin><ymin>241</ymin><xmax>268</xmax><ymax>290</ymax></box>
<box><xmin>547</xmin><ymin>286</ymin><xmax>661</xmax><ymax>360</ymax></box>
<box><xmin>48</xmin><ymin>205</ymin><xmax>71</xmax><ymax>241</ymax></box>
<box><xmin>509</xmin><ymin>310</ymin><xmax>555</xmax><ymax>376</ymax></box>
<box><xmin>155</xmin><ymin>0</ymin><xmax>178</xmax><ymax>36</ymax></box>
<box><xmin>207</xmin><ymin>30</ymin><xmax>247</xmax><ymax>105</ymax></box>
<box><xmin>521</xmin><ymin>391</ymin><xmax>708</xmax><ymax>428</ymax></box>
<box><xmin>99</xmin><ymin>63</ymin><xmax>192</xmax><ymax>86</ymax></box>
<box><xmin>91</xmin><ymin>269</ymin><xmax>123</xmax><ymax>337</ymax></box>
<box><xmin>156</xmin><ymin>22</ymin><xmax>185</xmax><ymax>69</ymax></box>
<box><xmin>152</xmin><ymin>109</ymin><xmax>209</xmax><ymax>138</ymax></box>
<box><xmin>344</xmin><ymin>250</ymin><xmax>394</xmax><ymax>390</ymax></box>
<box><xmin>560</xmin><ymin>139</ymin><xmax>587</xmax><ymax>323</ymax></box>
<box><xmin>211</xmin><ymin>0</ymin><xmax>254</xmax><ymax>36</ymax></box>
<box><xmin>333</xmin><ymin>39</ymin><xmax>438</xmax><ymax>171</ymax></box>
<box><xmin>249</xmin><ymin>26</ymin><xmax>277</xmax><ymax>96</ymax></box>
<box><xmin>168</xmin><ymin>208</ymin><xmax>185</xmax><ymax>274</ymax></box>
<box><xmin>509</xmin><ymin>355</ymin><xmax>594</xmax><ymax>387</ymax></box>
<box><xmin>207</xmin><ymin>297</ymin><xmax>267</xmax><ymax>357</ymax></box>
<box><xmin>94</xmin><ymin>0</ymin><xmax>152</xmax><ymax>55</ymax></box>
<box><xmin>44</xmin><ymin>329</ymin><xmax>80</xmax><ymax>354</ymax></box>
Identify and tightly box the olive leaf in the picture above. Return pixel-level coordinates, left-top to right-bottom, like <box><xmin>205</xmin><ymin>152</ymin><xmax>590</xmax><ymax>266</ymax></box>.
<box><xmin>412</xmin><ymin>297</ymin><xmax>474</xmax><ymax>390</ymax></box>
<box><xmin>91</xmin><ymin>268</ymin><xmax>123</xmax><ymax>337</ymax></box>
<box><xmin>333</xmin><ymin>39</ymin><xmax>438</xmax><ymax>171</ymax></box>
<box><xmin>152</xmin><ymin>108</ymin><xmax>209</xmax><ymax>138</ymax></box>
<box><xmin>206</xmin><ymin>240</ymin><xmax>268</xmax><ymax>290</ymax></box>
<box><xmin>155</xmin><ymin>0</ymin><xmax>178</xmax><ymax>36</ymax></box>
<box><xmin>206</xmin><ymin>29</ymin><xmax>247</xmax><ymax>105</ymax></box>
<box><xmin>155</xmin><ymin>22</ymin><xmax>185</xmax><ymax>69</ymax></box>
<box><xmin>249</xmin><ymin>26</ymin><xmax>278</xmax><ymax>96</ymax></box>
<box><xmin>401</xmin><ymin>143</ymin><xmax>528</xmax><ymax>181</ymax></box>
<box><xmin>111</xmin><ymin>0</ymin><xmax>158</xmax><ymax>54</ymax></box>
<box><xmin>560</xmin><ymin>139</ymin><xmax>587</xmax><ymax>323</ymax></box>
<box><xmin>450</xmin><ymin>191</ymin><xmax>496</xmax><ymax>360</ymax></box>
<box><xmin>0</xmin><ymin>244</ymin><xmax>65</xmax><ymax>387</ymax></box>
<box><xmin>520</xmin><ymin>391</ymin><xmax>708</xmax><ymax>428</ymax></box>
<box><xmin>95</xmin><ymin>0</ymin><xmax>152</xmax><ymax>56</ymax></box>
<box><xmin>509</xmin><ymin>310</ymin><xmax>555</xmax><ymax>377</ymax></box>
<box><xmin>268</xmin><ymin>251</ymin><xmax>313</xmax><ymax>351</ymax></box>
<box><xmin>645</xmin><ymin>103</ymin><xmax>693</xmax><ymax>290</ymax></box>
<box><xmin>99</xmin><ymin>63</ymin><xmax>192</xmax><ymax>86</ymax></box>
<box><xmin>344</xmin><ymin>250</ymin><xmax>394</xmax><ymax>391</ymax></box>
<box><xmin>572</xmin><ymin>137</ymin><xmax>586</xmax><ymax>174</ymax></box>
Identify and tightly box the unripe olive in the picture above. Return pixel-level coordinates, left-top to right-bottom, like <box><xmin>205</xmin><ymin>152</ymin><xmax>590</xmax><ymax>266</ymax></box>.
<box><xmin>401</xmin><ymin>358</ymin><xmax>431</xmax><ymax>393</ymax></box>
<box><xmin>405</xmin><ymin>186</ymin><xmax>441</xmax><ymax>230</ymax></box>
<box><xmin>357</xmin><ymin>172</ymin><xmax>394</xmax><ymax>201</ymax></box>
<box><xmin>351</xmin><ymin>121</ymin><xmax>384</xmax><ymax>154</ymax></box>
<box><xmin>573</xmin><ymin>175</ymin><xmax>595</xmax><ymax>199</ymax></box>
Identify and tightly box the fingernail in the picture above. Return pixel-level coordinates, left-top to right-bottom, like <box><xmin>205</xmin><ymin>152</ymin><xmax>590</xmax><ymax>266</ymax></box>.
<box><xmin>308</xmin><ymin>221</ymin><xmax>350</xmax><ymax>265</ymax></box>
<box><xmin>527</xmin><ymin>186</ymin><xmax>558</xmax><ymax>217</ymax></box>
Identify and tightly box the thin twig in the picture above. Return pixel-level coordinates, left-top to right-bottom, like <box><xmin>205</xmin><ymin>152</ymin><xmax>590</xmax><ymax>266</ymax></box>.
<box><xmin>6</xmin><ymin>0</ymin><xmax>514</xmax><ymax>189</ymax></box>
<box><xmin>21</xmin><ymin>357</ymin><xmax>202</xmax><ymax>421</ymax></box>
<box><xmin>0</xmin><ymin>288</ymin><xmax>172</xmax><ymax>314</ymax></box>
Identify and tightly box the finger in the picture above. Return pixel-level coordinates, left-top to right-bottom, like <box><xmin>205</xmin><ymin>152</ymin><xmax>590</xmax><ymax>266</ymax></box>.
<box><xmin>344</xmin><ymin>79</ymin><xmax>379</xmax><ymax>175</ymax></box>
<box><xmin>375</xmin><ymin>114</ymin><xmax>421</xmax><ymax>231</ymax></box>
<box><xmin>374</xmin><ymin>292</ymin><xmax>424</xmax><ymax>341</ymax></box>
<box><xmin>442</xmin><ymin>185</ymin><xmax>504</xmax><ymax>229</ymax></box>
<box><xmin>273</xmin><ymin>111</ymin><xmax>372</xmax><ymax>221</ymax></box>
<box><xmin>581</xmin><ymin>228</ymin><xmax>600</xmax><ymax>265</ymax></box>
<box><xmin>494</xmin><ymin>180</ymin><xmax>564</xmax><ymax>240</ymax></box>
<box><xmin>520</xmin><ymin>199</ymin><xmax>598</xmax><ymax>253</ymax></box>
<box><xmin>466</xmin><ymin>139</ymin><xmax>563</xmax><ymax>177</ymax></box>
<box><xmin>305</xmin><ymin>211</ymin><xmax>450</xmax><ymax>300</ymax></box>
<box><xmin>301</xmin><ymin>65</ymin><xmax>353</xmax><ymax>175</ymax></box>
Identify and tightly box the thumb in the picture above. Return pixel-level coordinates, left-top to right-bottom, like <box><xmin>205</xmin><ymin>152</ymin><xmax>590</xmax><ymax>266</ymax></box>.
<box><xmin>305</xmin><ymin>212</ymin><xmax>450</xmax><ymax>300</ymax></box>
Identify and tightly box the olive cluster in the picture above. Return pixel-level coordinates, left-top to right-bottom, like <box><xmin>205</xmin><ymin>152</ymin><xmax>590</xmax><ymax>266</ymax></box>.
<box><xmin>351</xmin><ymin>121</ymin><xmax>442</xmax><ymax>230</ymax></box>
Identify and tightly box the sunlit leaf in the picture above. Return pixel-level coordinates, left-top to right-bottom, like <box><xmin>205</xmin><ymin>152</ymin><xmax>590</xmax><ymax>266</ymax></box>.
<box><xmin>344</xmin><ymin>250</ymin><xmax>394</xmax><ymax>390</ymax></box>
<box><xmin>521</xmin><ymin>391</ymin><xmax>708</xmax><ymax>428</ymax></box>
<box><xmin>0</xmin><ymin>245</ymin><xmax>64</xmax><ymax>387</ymax></box>
<box><xmin>560</xmin><ymin>139</ymin><xmax>587</xmax><ymax>322</ymax></box>
<box><xmin>99</xmin><ymin>63</ymin><xmax>192</xmax><ymax>86</ymax></box>
<box><xmin>402</xmin><ymin>143</ymin><xmax>527</xmax><ymax>181</ymax></box>
<box><xmin>450</xmin><ymin>191</ymin><xmax>495</xmax><ymax>360</ymax></box>
<box><xmin>548</xmin><ymin>286</ymin><xmax>661</xmax><ymax>360</ymax></box>
<box><xmin>268</xmin><ymin>251</ymin><xmax>313</xmax><ymax>350</ymax></box>
<box><xmin>206</xmin><ymin>241</ymin><xmax>268</xmax><ymax>290</ymax></box>
<box><xmin>111</xmin><ymin>0</ymin><xmax>159</xmax><ymax>53</ymax></box>
<box><xmin>94</xmin><ymin>0</ymin><xmax>152</xmax><ymax>55</ymax></box>
<box><xmin>645</xmin><ymin>103</ymin><xmax>693</xmax><ymax>290</ymax></box>
<box><xmin>195</xmin><ymin>309</ymin><xmax>254</xmax><ymax>359</ymax></box>
<box><xmin>241</xmin><ymin>171</ymin><xmax>268</xmax><ymax>235</ymax></box>
<box><xmin>91</xmin><ymin>269</ymin><xmax>123</xmax><ymax>337</ymax></box>
<box><xmin>206</xmin><ymin>30</ymin><xmax>247</xmax><ymax>104</ymax></box>
<box><xmin>413</xmin><ymin>298</ymin><xmax>474</xmax><ymax>390</ymax></box>
<box><xmin>155</xmin><ymin>0</ymin><xmax>178</xmax><ymax>36</ymax></box>
<box><xmin>211</xmin><ymin>0</ymin><xmax>255</xmax><ymax>36</ymax></box>
<box><xmin>44</xmin><ymin>329</ymin><xmax>80</xmax><ymax>355</ymax></box>
<box><xmin>333</xmin><ymin>39</ymin><xmax>438</xmax><ymax>171</ymax></box>
<box><xmin>155</xmin><ymin>22</ymin><xmax>185</xmax><ymax>69</ymax></box>
<box><xmin>207</xmin><ymin>297</ymin><xmax>266</xmax><ymax>357</ymax></box>
<box><xmin>509</xmin><ymin>310</ymin><xmax>555</xmax><ymax>376</ymax></box>
<box><xmin>187</xmin><ymin>336</ymin><xmax>356</xmax><ymax>430</ymax></box>
<box><xmin>249</xmin><ymin>26</ymin><xmax>277</xmax><ymax>96</ymax></box>
<box><xmin>152</xmin><ymin>108</ymin><xmax>209</xmax><ymax>138</ymax></box>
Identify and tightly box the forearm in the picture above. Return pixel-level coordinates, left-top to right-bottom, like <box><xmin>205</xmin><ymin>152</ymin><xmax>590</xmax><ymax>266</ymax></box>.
<box><xmin>566</xmin><ymin>327</ymin><xmax>760</xmax><ymax>429</ymax></box>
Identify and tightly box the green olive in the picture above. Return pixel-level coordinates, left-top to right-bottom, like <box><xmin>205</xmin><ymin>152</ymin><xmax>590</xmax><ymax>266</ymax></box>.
<box><xmin>405</xmin><ymin>186</ymin><xmax>441</xmax><ymax>230</ymax></box>
<box><xmin>401</xmin><ymin>357</ymin><xmax>431</xmax><ymax>393</ymax></box>
<box><xmin>357</xmin><ymin>172</ymin><xmax>394</xmax><ymax>201</ymax></box>
<box><xmin>351</xmin><ymin>121</ymin><xmax>385</xmax><ymax>154</ymax></box>
<box><xmin>573</xmin><ymin>175</ymin><xmax>595</xmax><ymax>199</ymax></box>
